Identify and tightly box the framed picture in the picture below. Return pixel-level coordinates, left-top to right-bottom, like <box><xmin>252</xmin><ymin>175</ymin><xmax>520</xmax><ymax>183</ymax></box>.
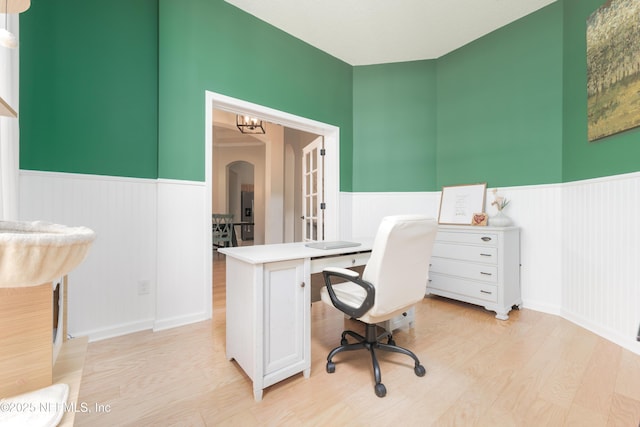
<box><xmin>438</xmin><ymin>183</ymin><xmax>487</xmax><ymax>225</ymax></box>
<box><xmin>587</xmin><ymin>0</ymin><xmax>640</xmax><ymax>141</ymax></box>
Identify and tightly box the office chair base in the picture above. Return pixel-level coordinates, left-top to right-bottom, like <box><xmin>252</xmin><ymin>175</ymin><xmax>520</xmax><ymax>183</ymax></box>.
<box><xmin>326</xmin><ymin>322</ymin><xmax>425</xmax><ymax>398</ymax></box>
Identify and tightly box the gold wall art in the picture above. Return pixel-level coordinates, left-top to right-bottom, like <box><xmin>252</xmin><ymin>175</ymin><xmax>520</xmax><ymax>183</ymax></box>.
<box><xmin>587</xmin><ymin>0</ymin><xmax>640</xmax><ymax>141</ymax></box>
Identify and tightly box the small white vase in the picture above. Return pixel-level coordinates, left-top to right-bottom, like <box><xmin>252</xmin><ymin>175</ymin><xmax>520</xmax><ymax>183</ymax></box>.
<box><xmin>491</xmin><ymin>211</ymin><xmax>513</xmax><ymax>227</ymax></box>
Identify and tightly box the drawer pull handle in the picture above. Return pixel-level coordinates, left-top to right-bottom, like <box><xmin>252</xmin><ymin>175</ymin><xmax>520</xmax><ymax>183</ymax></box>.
<box><xmin>300</xmin><ymin>282</ymin><xmax>306</xmax><ymax>288</ymax></box>
<box><xmin>351</xmin><ymin>259</ymin><xmax>356</xmax><ymax>265</ymax></box>
<box><xmin>480</xmin><ymin>253</ymin><xmax>492</xmax><ymax>257</ymax></box>
<box><xmin>480</xmin><ymin>290</ymin><xmax>492</xmax><ymax>294</ymax></box>
<box><xmin>481</xmin><ymin>236</ymin><xmax>492</xmax><ymax>242</ymax></box>
<box><xmin>480</xmin><ymin>272</ymin><xmax>492</xmax><ymax>276</ymax></box>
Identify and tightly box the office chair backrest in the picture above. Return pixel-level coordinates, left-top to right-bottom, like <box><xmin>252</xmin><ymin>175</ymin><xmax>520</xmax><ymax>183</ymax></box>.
<box><xmin>362</xmin><ymin>215</ymin><xmax>438</xmax><ymax>318</ymax></box>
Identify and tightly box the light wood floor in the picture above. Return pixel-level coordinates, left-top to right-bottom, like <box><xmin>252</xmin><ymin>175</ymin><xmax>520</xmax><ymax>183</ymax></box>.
<box><xmin>76</xmin><ymin>256</ymin><xmax>640</xmax><ymax>426</ymax></box>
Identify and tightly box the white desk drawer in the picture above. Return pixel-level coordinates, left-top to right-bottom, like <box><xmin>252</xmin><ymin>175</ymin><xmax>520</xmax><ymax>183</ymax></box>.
<box><xmin>310</xmin><ymin>252</ymin><xmax>371</xmax><ymax>274</ymax></box>
<box><xmin>433</xmin><ymin>242</ymin><xmax>497</xmax><ymax>264</ymax></box>
<box><xmin>436</xmin><ymin>231</ymin><xmax>498</xmax><ymax>246</ymax></box>
<box><xmin>428</xmin><ymin>274</ymin><xmax>498</xmax><ymax>303</ymax></box>
<box><xmin>430</xmin><ymin>257</ymin><xmax>498</xmax><ymax>283</ymax></box>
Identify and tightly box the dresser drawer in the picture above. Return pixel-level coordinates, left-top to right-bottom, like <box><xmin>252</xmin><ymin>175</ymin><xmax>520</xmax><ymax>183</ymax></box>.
<box><xmin>310</xmin><ymin>252</ymin><xmax>371</xmax><ymax>274</ymax></box>
<box><xmin>436</xmin><ymin>231</ymin><xmax>498</xmax><ymax>247</ymax></box>
<box><xmin>428</xmin><ymin>274</ymin><xmax>498</xmax><ymax>303</ymax></box>
<box><xmin>433</xmin><ymin>242</ymin><xmax>497</xmax><ymax>264</ymax></box>
<box><xmin>427</xmin><ymin>226</ymin><xmax>520</xmax><ymax>320</ymax></box>
<box><xmin>430</xmin><ymin>257</ymin><xmax>498</xmax><ymax>283</ymax></box>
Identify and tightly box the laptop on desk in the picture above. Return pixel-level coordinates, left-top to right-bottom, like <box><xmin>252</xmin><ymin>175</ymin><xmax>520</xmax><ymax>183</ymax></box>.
<box><xmin>305</xmin><ymin>241</ymin><xmax>361</xmax><ymax>250</ymax></box>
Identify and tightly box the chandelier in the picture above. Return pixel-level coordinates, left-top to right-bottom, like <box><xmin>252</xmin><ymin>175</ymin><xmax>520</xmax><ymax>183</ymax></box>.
<box><xmin>236</xmin><ymin>115</ymin><xmax>265</xmax><ymax>134</ymax></box>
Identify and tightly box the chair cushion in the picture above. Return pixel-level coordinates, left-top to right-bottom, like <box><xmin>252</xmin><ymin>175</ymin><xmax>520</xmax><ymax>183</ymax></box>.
<box><xmin>320</xmin><ymin>280</ymin><xmax>413</xmax><ymax>324</ymax></box>
<box><xmin>320</xmin><ymin>281</ymin><xmax>367</xmax><ymax>311</ymax></box>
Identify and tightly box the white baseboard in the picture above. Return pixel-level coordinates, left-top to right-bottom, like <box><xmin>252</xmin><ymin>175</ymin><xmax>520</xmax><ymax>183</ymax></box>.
<box><xmin>153</xmin><ymin>312</ymin><xmax>210</xmax><ymax>333</ymax></box>
<box><xmin>520</xmin><ymin>300</ymin><xmax>562</xmax><ymax>317</ymax></box>
<box><xmin>77</xmin><ymin>319</ymin><xmax>155</xmax><ymax>343</ymax></box>
<box><xmin>561</xmin><ymin>308</ymin><xmax>640</xmax><ymax>355</ymax></box>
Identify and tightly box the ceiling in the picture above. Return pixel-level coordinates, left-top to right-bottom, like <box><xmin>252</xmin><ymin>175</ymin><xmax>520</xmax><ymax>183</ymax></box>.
<box><xmin>225</xmin><ymin>0</ymin><xmax>557</xmax><ymax>66</ymax></box>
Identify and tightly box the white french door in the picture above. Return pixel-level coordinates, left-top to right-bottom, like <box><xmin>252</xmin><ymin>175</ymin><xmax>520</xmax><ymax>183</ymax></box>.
<box><xmin>301</xmin><ymin>136</ymin><xmax>324</xmax><ymax>242</ymax></box>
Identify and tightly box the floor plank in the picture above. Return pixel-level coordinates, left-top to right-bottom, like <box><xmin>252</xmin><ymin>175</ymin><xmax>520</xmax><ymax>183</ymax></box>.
<box><xmin>75</xmin><ymin>255</ymin><xmax>640</xmax><ymax>426</ymax></box>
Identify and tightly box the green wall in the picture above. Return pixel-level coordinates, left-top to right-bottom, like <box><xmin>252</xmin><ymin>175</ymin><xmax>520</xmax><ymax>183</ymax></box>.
<box><xmin>436</xmin><ymin>3</ymin><xmax>563</xmax><ymax>188</ymax></box>
<box><xmin>19</xmin><ymin>0</ymin><xmax>353</xmax><ymax>187</ymax></box>
<box><xmin>349</xmin><ymin>3</ymin><xmax>564</xmax><ymax>191</ymax></box>
<box><xmin>562</xmin><ymin>0</ymin><xmax>640</xmax><ymax>182</ymax></box>
<box><xmin>18</xmin><ymin>0</ymin><xmax>640</xmax><ymax>191</ymax></box>
<box><xmin>352</xmin><ymin>61</ymin><xmax>437</xmax><ymax>191</ymax></box>
<box><xmin>158</xmin><ymin>0</ymin><xmax>353</xmax><ymax>186</ymax></box>
<box><xmin>20</xmin><ymin>0</ymin><xmax>159</xmax><ymax>179</ymax></box>
<box><xmin>352</xmin><ymin>0</ymin><xmax>640</xmax><ymax>190</ymax></box>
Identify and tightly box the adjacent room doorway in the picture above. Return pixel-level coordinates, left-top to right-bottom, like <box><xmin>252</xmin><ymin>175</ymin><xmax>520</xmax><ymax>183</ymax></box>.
<box><xmin>204</xmin><ymin>91</ymin><xmax>342</xmax><ymax>311</ymax></box>
<box><xmin>205</xmin><ymin>91</ymin><xmax>341</xmax><ymax>245</ymax></box>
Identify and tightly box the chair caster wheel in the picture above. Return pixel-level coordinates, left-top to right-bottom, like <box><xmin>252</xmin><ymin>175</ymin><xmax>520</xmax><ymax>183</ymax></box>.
<box><xmin>326</xmin><ymin>361</ymin><xmax>335</xmax><ymax>373</ymax></box>
<box><xmin>340</xmin><ymin>338</ymin><xmax>348</xmax><ymax>346</ymax></box>
<box><xmin>414</xmin><ymin>364</ymin><xmax>426</xmax><ymax>377</ymax></box>
<box><xmin>374</xmin><ymin>383</ymin><xmax>386</xmax><ymax>398</ymax></box>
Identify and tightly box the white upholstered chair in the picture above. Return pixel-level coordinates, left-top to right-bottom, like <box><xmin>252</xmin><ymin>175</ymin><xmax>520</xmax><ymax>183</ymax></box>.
<box><xmin>321</xmin><ymin>215</ymin><xmax>438</xmax><ymax>397</ymax></box>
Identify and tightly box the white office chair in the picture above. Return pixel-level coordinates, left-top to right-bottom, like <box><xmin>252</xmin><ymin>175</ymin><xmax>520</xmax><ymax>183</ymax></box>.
<box><xmin>321</xmin><ymin>215</ymin><xmax>438</xmax><ymax>397</ymax></box>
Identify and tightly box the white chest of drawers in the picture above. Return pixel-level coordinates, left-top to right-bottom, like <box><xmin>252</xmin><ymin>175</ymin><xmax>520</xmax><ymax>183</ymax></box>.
<box><xmin>426</xmin><ymin>225</ymin><xmax>521</xmax><ymax>320</ymax></box>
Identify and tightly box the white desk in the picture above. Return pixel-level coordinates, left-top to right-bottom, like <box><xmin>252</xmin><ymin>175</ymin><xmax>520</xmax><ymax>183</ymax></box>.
<box><xmin>219</xmin><ymin>240</ymin><xmax>373</xmax><ymax>401</ymax></box>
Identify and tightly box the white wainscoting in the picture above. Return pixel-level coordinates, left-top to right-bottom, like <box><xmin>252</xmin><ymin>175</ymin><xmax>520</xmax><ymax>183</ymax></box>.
<box><xmin>561</xmin><ymin>172</ymin><xmax>640</xmax><ymax>354</ymax></box>
<box><xmin>343</xmin><ymin>174</ymin><xmax>640</xmax><ymax>354</ymax></box>
<box><xmin>19</xmin><ymin>172</ymin><xmax>212</xmax><ymax>341</ymax></box>
<box><xmin>343</xmin><ymin>186</ymin><xmax>564</xmax><ymax>313</ymax></box>
<box><xmin>489</xmin><ymin>183</ymin><xmax>564</xmax><ymax>315</ymax></box>
<box><xmin>345</xmin><ymin>191</ymin><xmax>440</xmax><ymax>238</ymax></box>
<box><xmin>19</xmin><ymin>170</ymin><xmax>158</xmax><ymax>341</ymax></box>
<box><xmin>19</xmin><ymin>170</ymin><xmax>640</xmax><ymax>353</ymax></box>
<box><xmin>155</xmin><ymin>179</ymin><xmax>211</xmax><ymax>331</ymax></box>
